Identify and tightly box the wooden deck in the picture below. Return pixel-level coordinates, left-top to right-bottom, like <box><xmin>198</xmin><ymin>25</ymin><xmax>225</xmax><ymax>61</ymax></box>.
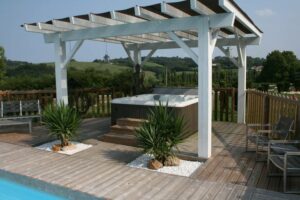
<box><xmin>0</xmin><ymin>118</ymin><xmax>299</xmax><ymax>199</ymax></box>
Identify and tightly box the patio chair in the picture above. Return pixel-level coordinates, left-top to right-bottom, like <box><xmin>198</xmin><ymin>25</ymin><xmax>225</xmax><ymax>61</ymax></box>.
<box><xmin>245</xmin><ymin>116</ymin><xmax>295</xmax><ymax>161</ymax></box>
<box><xmin>267</xmin><ymin>140</ymin><xmax>300</xmax><ymax>193</ymax></box>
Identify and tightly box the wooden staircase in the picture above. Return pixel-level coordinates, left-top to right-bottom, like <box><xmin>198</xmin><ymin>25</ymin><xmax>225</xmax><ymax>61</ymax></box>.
<box><xmin>100</xmin><ymin>118</ymin><xmax>145</xmax><ymax>147</ymax></box>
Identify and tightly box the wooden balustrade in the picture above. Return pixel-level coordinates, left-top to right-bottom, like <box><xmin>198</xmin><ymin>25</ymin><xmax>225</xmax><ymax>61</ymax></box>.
<box><xmin>246</xmin><ymin>90</ymin><xmax>300</xmax><ymax>138</ymax></box>
<box><xmin>0</xmin><ymin>88</ymin><xmax>239</xmax><ymax>121</ymax></box>
<box><xmin>0</xmin><ymin>88</ymin><xmax>119</xmax><ymax>117</ymax></box>
<box><xmin>213</xmin><ymin>88</ymin><xmax>237</xmax><ymax>122</ymax></box>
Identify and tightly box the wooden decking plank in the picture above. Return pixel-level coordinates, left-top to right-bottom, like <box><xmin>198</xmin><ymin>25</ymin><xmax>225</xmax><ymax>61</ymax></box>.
<box><xmin>246</xmin><ymin>162</ymin><xmax>264</xmax><ymax>187</ymax></box>
<box><xmin>214</xmin><ymin>183</ymin><xmax>237</xmax><ymax>200</ymax></box>
<box><xmin>122</xmin><ymin>172</ymin><xmax>164</xmax><ymax>200</ymax></box>
<box><xmin>73</xmin><ymin>164</ymin><xmax>126</xmax><ymax>191</ymax></box>
<box><xmin>141</xmin><ymin>174</ymin><xmax>179</xmax><ymax>199</ymax></box>
<box><xmin>91</xmin><ymin>167</ymin><xmax>143</xmax><ymax>197</ymax></box>
<box><xmin>112</xmin><ymin>171</ymin><xmax>162</xmax><ymax>200</ymax></box>
<box><xmin>157</xmin><ymin>176</ymin><xmax>193</xmax><ymax>200</ymax></box>
<box><xmin>51</xmin><ymin>160</ymin><xmax>102</xmax><ymax>185</ymax></box>
<box><xmin>177</xmin><ymin>180</ymin><xmax>206</xmax><ymax>199</ymax></box>
<box><xmin>256</xmin><ymin>163</ymin><xmax>270</xmax><ymax>190</ymax></box>
<box><xmin>188</xmin><ymin>181</ymin><xmax>216</xmax><ymax>199</ymax></box>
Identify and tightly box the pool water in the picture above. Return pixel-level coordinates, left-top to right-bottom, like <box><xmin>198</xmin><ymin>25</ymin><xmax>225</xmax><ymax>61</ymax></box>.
<box><xmin>0</xmin><ymin>178</ymin><xmax>66</xmax><ymax>200</ymax></box>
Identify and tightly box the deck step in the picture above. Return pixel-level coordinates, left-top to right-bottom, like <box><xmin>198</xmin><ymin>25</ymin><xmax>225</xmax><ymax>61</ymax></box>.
<box><xmin>100</xmin><ymin>133</ymin><xmax>138</xmax><ymax>147</ymax></box>
<box><xmin>117</xmin><ymin>118</ymin><xmax>146</xmax><ymax>127</ymax></box>
<box><xmin>111</xmin><ymin>125</ymin><xmax>138</xmax><ymax>135</ymax></box>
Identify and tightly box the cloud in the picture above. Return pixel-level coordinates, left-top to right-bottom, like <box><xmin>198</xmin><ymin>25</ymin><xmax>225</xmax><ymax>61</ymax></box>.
<box><xmin>255</xmin><ymin>8</ymin><xmax>275</xmax><ymax>17</ymax></box>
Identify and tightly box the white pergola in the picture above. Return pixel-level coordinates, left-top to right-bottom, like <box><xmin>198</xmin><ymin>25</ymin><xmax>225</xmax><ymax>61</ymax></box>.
<box><xmin>23</xmin><ymin>0</ymin><xmax>262</xmax><ymax>159</ymax></box>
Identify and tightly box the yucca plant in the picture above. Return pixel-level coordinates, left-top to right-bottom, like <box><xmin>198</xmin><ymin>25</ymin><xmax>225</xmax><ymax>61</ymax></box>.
<box><xmin>42</xmin><ymin>102</ymin><xmax>81</xmax><ymax>147</ymax></box>
<box><xmin>136</xmin><ymin>102</ymin><xmax>186</xmax><ymax>164</ymax></box>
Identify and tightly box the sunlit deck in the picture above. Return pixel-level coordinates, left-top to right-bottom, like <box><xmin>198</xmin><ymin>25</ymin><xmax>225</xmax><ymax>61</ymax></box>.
<box><xmin>0</xmin><ymin>118</ymin><xmax>299</xmax><ymax>199</ymax></box>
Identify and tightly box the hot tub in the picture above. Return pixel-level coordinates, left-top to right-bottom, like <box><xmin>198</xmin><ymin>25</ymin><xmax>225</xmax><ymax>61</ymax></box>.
<box><xmin>111</xmin><ymin>94</ymin><xmax>198</xmax><ymax>136</ymax></box>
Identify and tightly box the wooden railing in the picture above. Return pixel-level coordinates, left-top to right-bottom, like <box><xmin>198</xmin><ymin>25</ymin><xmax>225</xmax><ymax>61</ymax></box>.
<box><xmin>0</xmin><ymin>88</ymin><xmax>120</xmax><ymax>117</ymax></box>
<box><xmin>246</xmin><ymin>90</ymin><xmax>300</xmax><ymax>137</ymax></box>
<box><xmin>0</xmin><ymin>87</ymin><xmax>238</xmax><ymax>121</ymax></box>
<box><xmin>213</xmin><ymin>88</ymin><xmax>237</xmax><ymax>122</ymax></box>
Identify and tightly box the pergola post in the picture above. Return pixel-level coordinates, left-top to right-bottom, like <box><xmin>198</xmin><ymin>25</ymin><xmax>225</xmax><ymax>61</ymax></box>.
<box><xmin>133</xmin><ymin>48</ymin><xmax>142</xmax><ymax>95</ymax></box>
<box><xmin>197</xmin><ymin>17</ymin><xmax>216</xmax><ymax>159</ymax></box>
<box><xmin>54</xmin><ymin>39</ymin><xmax>68</xmax><ymax>105</ymax></box>
<box><xmin>237</xmin><ymin>45</ymin><xmax>247</xmax><ymax>123</ymax></box>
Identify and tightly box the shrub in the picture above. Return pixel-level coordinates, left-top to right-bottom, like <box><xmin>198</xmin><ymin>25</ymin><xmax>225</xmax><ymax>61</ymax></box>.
<box><xmin>42</xmin><ymin>102</ymin><xmax>81</xmax><ymax>147</ymax></box>
<box><xmin>136</xmin><ymin>102</ymin><xmax>186</xmax><ymax>163</ymax></box>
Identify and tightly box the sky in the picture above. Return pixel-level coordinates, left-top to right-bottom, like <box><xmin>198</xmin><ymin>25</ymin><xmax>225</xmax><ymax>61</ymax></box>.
<box><xmin>0</xmin><ymin>0</ymin><xmax>300</xmax><ymax>63</ymax></box>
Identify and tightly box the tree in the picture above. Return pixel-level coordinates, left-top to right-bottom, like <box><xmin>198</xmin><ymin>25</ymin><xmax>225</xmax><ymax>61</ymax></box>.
<box><xmin>0</xmin><ymin>46</ymin><xmax>5</xmax><ymax>80</ymax></box>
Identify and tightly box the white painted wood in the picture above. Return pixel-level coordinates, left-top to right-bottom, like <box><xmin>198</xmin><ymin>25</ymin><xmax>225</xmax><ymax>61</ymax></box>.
<box><xmin>134</xmin><ymin>6</ymin><xmax>196</xmax><ymax>40</ymax></box>
<box><xmin>63</xmin><ymin>40</ymin><xmax>84</xmax><ymax>67</ymax></box>
<box><xmin>197</xmin><ymin>17</ymin><xmax>214</xmax><ymax>159</ymax></box>
<box><xmin>161</xmin><ymin>2</ymin><xmax>189</xmax><ymax>18</ymax></box>
<box><xmin>133</xmin><ymin>49</ymin><xmax>142</xmax><ymax>66</ymax></box>
<box><xmin>167</xmin><ymin>31</ymin><xmax>198</xmax><ymax>63</ymax></box>
<box><xmin>121</xmin><ymin>43</ymin><xmax>135</xmax><ymax>65</ymax></box>
<box><xmin>218</xmin><ymin>46</ymin><xmax>239</xmax><ymax>68</ymax></box>
<box><xmin>209</xmin><ymin>13</ymin><xmax>235</xmax><ymax>29</ymax></box>
<box><xmin>110</xmin><ymin>11</ymin><xmax>167</xmax><ymax>42</ymax></box>
<box><xmin>141</xmin><ymin>48</ymin><xmax>157</xmax><ymax>66</ymax></box>
<box><xmin>219</xmin><ymin>0</ymin><xmax>262</xmax><ymax>37</ymax></box>
<box><xmin>38</xmin><ymin>22</ymin><xmax>68</xmax><ymax>32</ymax></box>
<box><xmin>190</xmin><ymin>0</ymin><xmax>214</xmax><ymax>15</ymax></box>
<box><xmin>24</xmin><ymin>24</ymin><xmax>54</xmax><ymax>34</ymax></box>
<box><xmin>237</xmin><ymin>44</ymin><xmax>247</xmax><ymax>123</ymax></box>
<box><xmin>126</xmin><ymin>36</ymin><xmax>260</xmax><ymax>51</ymax></box>
<box><xmin>44</xmin><ymin>14</ymin><xmax>235</xmax><ymax>43</ymax></box>
<box><xmin>54</xmin><ymin>39</ymin><xmax>68</xmax><ymax>105</ymax></box>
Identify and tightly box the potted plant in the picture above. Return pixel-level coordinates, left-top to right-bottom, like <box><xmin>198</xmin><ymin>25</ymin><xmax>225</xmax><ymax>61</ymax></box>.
<box><xmin>42</xmin><ymin>102</ymin><xmax>81</xmax><ymax>152</ymax></box>
<box><xmin>135</xmin><ymin>102</ymin><xmax>186</xmax><ymax>170</ymax></box>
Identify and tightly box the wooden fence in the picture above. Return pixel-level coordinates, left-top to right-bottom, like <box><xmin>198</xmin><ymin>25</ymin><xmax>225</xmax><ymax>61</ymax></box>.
<box><xmin>0</xmin><ymin>88</ymin><xmax>238</xmax><ymax>121</ymax></box>
<box><xmin>213</xmin><ymin>88</ymin><xmax>237</xmax><ymax>122</ymax></box>
<box><xmin>246</xmin><ymin>90</ymin><xmax>300</xmax><ymax>138</ymax></box>
<box><xmin>0</xmin><ymin>88</ymin><xmax>119</xmax><ymax>117</ymax></box>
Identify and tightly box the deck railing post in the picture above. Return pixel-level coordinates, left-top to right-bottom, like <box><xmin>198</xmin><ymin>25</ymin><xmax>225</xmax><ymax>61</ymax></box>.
<box><xmin>296</xmin><ymin>104</ymin><xmax>300</xmax><ymax>139</ymax></box>
<box><xmin>263</xmin><ymin>95</ymin><xmax>270</xmax><ymax>125</ymax></box>
<box><xmin>237</xmin><ymin>44</ymin><xmax>247</xmax><ymax>124</ymax></box>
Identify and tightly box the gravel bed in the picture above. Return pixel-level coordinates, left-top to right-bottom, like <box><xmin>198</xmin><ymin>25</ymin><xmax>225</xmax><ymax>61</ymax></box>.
<box><xmin>127</xmin><ymin>154</ymin><xmax>202</xmax><ymax>177</ymax></box>
<box><xmin>36</xmin><ymin>140</ymin><xmax>92</xmax><ymax>155</ymax></box>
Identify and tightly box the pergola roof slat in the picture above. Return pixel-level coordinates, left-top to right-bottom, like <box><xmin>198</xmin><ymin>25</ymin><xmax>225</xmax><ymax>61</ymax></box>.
<box><xmin>23</xmin><ymin>0</ymin><xmax>262</xmax><ymax>44</ymax></box>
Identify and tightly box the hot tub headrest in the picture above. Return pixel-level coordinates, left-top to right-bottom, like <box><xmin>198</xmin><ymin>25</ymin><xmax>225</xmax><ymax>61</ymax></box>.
<box><xmin>152</xmin><ymin>87</ymin><xmax>198</xmax><ymax>95</ymax></box>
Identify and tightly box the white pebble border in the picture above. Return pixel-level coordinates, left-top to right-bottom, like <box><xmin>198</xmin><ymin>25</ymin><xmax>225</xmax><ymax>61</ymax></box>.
<box><xmin>127</xmin><ymin>154</ymin><xmax>202</xmax><ymax>177</ymax></box>
<box><xmin>36</xmin><ymin>140</ymin><xmax>92</xmax><ymax>155</ymax></box>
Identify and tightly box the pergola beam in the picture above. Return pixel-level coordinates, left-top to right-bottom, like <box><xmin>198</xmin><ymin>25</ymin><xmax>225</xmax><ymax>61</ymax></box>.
<box><xmin>126</xmin><ymin>36</ymin><xmax>260</xmax><ymax>51</ymax></box>
<box><xmin>44</xmin><ymin>14</ymin><xmax>235</xmax><ymax>43</ymax></box>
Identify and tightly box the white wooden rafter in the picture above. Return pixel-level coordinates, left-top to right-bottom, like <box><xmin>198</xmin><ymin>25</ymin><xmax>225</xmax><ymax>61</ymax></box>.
<box><xmin>219</xmin><ymin>0</ymin><xmax>262</xmax><ymax>37</ymax></box>
<box><xmin>167</xmin><ymin>31</ymin><xmax>198</xmax><ymax>63</ymax></box>
<box><xmin>110</xmin><ymin>11</ymin><xmax>168</xmax><ymax>42</ymax></box>
<box><xmin>44</xmin><ymin>14</ymin><xmax>235</xmax><ymax>43</ymax></box>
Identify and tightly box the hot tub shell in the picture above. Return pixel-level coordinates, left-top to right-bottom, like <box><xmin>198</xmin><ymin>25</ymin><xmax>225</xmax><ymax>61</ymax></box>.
<box><xmin>111</xmin><ymin>94</ymin><xmax>198</xmax><ymax>137</ymax></box>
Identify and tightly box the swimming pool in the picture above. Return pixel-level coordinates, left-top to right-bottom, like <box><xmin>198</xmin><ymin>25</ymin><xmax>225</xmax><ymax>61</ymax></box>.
<box><xmin>0</xmin><ymin>178</ymin><xmax>66</xmax><ymax>200</ymax></box>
